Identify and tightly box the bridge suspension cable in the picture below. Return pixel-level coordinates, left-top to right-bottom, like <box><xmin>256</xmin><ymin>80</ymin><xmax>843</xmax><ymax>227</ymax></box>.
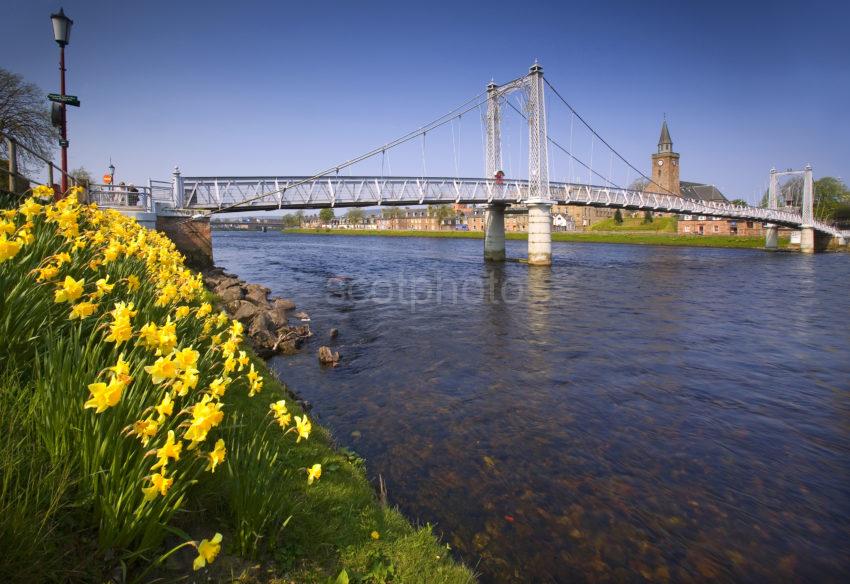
<box><xmin>543</xmin><ymin>78</ymin><xmax>675</xmax><ymax>196</ymax></box>
<box><xmin>502</xmin><ymin>98</ymin><xmax>621</xmax><ymax>188</ymax></box>
<box><xmin>206</xmin><ymin>77</ymin><xmax>526</xmax><ymax>215</ymax></box>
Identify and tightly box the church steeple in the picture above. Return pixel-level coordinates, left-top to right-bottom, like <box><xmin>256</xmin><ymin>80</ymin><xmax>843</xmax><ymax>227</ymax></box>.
<box><xmin>650</xmin><ymin>117</ymin><xmax>680</xmax><ymax>196</ymax></box>
<box><xmin>658</xmin><ymin>119</ymin><xmax>673</xmax><ymax>154</ymax></box>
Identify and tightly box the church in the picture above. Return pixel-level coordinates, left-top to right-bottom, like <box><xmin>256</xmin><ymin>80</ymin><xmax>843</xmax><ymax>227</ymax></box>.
<box><xmin>644</xmin><ymin>119</ymin><xmax>728</xmax><ymax>203</ymax></box>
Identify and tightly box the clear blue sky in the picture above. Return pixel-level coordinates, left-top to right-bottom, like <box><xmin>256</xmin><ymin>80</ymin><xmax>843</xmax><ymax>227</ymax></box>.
<box><xmin>6</xmin><ymin>0</ymin><xmax>849</xmax><ymax>204</ymax></box>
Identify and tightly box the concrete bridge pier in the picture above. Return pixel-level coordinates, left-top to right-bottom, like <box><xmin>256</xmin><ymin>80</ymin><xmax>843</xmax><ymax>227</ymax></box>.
<box><xmin>764</xmin><ymin>224</ymin><xmax>778</xmax><ymax>251</ymax></box>
<box><xmin>800</xmin><ymin>226</ymin><xmax>835</xmax><ymax>253</ymax></box>
<box><xmin>484</xmin><ymin>203</ymin><xmax>507</xmax><ymax>261</ymax></box>
<box><xmin>527</xmin><ymin>202</ymin><xmax>553</xmax><ymax>266</ymax></box>
<box><xmin>156</xmin><ymin>209</ymin><xmax>213</xmax><ymax>270</ymax></box>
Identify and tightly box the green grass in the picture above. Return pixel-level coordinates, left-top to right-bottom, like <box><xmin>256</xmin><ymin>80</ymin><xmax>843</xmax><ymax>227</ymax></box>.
<box><xmin>284</xmin><ymin>228</ymin><xmax>485</xmax><ymax>239</ymax></box>
<box><xmin>171</xmin><ymin>349</ymin><xmax>475</xmax><ymax>583</ymax></box>
<box><xmin>589</xmin><ymin>216</ymin><xmax>678</xmax><ymax>232</ymax></box>
<box><xmin>283</xmin><ymin>228</ymin><xmax>786</xmax><ymax>250</ymax></box>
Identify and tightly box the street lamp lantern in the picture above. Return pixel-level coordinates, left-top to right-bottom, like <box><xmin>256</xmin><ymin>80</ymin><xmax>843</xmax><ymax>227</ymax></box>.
<box><xmin>50</xmin><ymin>8</ymin><xmax>73</xmax><ymax>46</ymax></box>
<box><xmin>50</xmin><ymin>7</ymin><xmax>73</xmax><ymax>194</ymax></box>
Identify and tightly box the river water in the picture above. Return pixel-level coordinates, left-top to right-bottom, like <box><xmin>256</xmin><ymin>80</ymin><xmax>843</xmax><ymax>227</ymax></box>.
<box><xmin>214</xmin><ymin>231</ymin><xmax>850</xmax><ymax>583</ymax></box>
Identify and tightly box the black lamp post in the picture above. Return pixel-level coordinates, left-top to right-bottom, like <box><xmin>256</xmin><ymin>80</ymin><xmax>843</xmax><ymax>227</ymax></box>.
<box><xmin>50</xmin><ymin>7</ymin><xmax>73</xmax><ymax>194</ymax></box>
<box><xmin>108</xmin><ymin>162</ymin><xmax>115</xmax><ymax>187</ymax></box>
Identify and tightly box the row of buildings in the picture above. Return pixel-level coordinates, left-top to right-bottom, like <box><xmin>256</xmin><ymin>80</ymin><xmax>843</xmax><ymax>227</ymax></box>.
<box><xmin>299</xmin><ymin>122</ymin><xmax>770</xmax><ymax>237</ymax></box>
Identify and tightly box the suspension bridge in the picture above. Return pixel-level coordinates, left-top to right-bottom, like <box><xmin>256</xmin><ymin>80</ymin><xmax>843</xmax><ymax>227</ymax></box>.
<box><xmin>85</xmin><ymin>62</ymin><xmax>847</xmax><ymax>265</ymax></box>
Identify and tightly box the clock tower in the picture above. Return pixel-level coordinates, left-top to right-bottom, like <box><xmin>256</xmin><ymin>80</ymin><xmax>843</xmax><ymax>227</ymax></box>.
<box><xmin>650</xmin><ymin>120</ymin><xmax>680</xmax><ymax>196</ymax></box>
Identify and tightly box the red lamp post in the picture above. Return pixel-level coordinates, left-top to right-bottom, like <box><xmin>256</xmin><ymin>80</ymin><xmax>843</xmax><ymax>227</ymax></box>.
<box><xmin>50</xmin><ymin>8</ymin><xmax>73</xmax><ymax>194</ymax></box>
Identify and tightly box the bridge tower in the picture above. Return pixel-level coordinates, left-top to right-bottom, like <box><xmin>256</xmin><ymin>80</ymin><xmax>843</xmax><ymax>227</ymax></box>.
<box><xmin>764</xmin><ymin>168</ymin><xmax>779</xmax><ymax>250</ymax></box>
<box><xmin>525</xmin><ymin>62</ymin><xmax>553</xmax><ymax>266</ymax></box>
<box><xmin>484</xmin><ymin>81</ymin><xmax>506</xmax><ymax>261</ymax></box>
<box><xmin>483</xmin><ymin>62</ymin><xmax>553</xmax><ymax>266</ymax></box>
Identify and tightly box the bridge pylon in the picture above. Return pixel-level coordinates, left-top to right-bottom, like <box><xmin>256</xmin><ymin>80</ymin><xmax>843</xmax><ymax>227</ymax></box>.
<box><xmin>483</xmin><ymin>62</ymin><xmax>553</xmax><ymax>265</ymax></box>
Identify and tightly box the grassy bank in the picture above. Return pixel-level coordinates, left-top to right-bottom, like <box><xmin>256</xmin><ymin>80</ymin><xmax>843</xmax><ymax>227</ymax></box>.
<box><xmin>0</xmin><ymin>189</ymin><xmax>473</xmax><ymax>583</ymax></box>
<box><xmin>589</xmin><ymin>216</ymin><xmax>678</xmax><ymax>232</ymax></box>
<box><xmin>283</xmin><ymin>228</ymin><xmax>785</xmax><ymax>250</ymax></box>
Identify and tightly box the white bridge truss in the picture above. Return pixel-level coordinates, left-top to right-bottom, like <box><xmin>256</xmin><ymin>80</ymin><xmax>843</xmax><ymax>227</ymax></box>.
<box><xmin>177</xmin><ymin>175</ymin><xmax>843</xmax><ymax>237</ymax></box>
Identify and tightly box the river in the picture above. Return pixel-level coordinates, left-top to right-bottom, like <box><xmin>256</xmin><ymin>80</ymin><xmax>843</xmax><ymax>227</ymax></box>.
<box><xmin>214</xmin><ymin>231</ymin><xmax>850</xmax><ymax>583</ymax></box>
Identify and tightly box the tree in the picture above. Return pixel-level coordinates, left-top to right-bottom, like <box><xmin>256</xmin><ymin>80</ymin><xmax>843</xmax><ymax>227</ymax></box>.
<box><xmin>281</xmin><ymin>210</ymin><xmax>304</xmax><ymax>228</ymax></box>
<box><xmin>319</xmin><ymin>208</ymin><xmax>335</xmax><ymax>223</ymax></box>
<box><xmin>382</xmin><ymin>207</ymin><xmax>404</xmax><ymax>229</ymax></box>
<box><xmin>643</xmin><ymin>210</ymin><xmax>654</xmax><ymax>224</ymax></box>
<box><xmin>729</xmin><ymin>198</ymin><xmax>748</xmax><ymax>207</ymax></box>
<box><xmin>428</xmin><ymin>204</ymin><xmax>455</xmax><ymax>223</ymax></box>
<box><xmin>70</xmin><ymin>167</ymin><xmax>92</xmax><ymax>190</ymax></box>
<box><xmin>345</xmin><ymin>208</ymin><xmax>365</xmax><ymax>224</ymax></box>
<box><xmin>759</xmin><ymin>176</ymin><xmax>850</xmax><ymax>220</ymax></box>
<box><xmin>0</xmin><ymin>68</ymin><xmax>56</xmax><ymax>171</ymax></box>
<box><xmin>614</xmin><ymin>209</ymin><xmax>623</xmax><ymax>225</ymax></box>
<box><xmin>628</xmin><ymin>178</ymin><xmax>649</xmax><ymax>192</ymax></box>
<box><xmin>813</xmin><ymin>177</ymin><xmax>850</xmax><ymax>220</ymax></box>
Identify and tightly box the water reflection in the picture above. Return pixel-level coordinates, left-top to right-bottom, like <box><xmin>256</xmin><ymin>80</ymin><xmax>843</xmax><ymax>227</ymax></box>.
<box><xmin>214</xmin><ymin>232</ymin><xmax>850</xmax><ymax>583</ymax></box>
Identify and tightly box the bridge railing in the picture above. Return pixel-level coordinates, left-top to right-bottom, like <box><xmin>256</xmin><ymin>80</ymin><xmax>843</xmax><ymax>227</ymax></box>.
<box><xmin>174</xmin><ymin>175</ymin><xmax>844</xmax><ymax>237</ymax></box>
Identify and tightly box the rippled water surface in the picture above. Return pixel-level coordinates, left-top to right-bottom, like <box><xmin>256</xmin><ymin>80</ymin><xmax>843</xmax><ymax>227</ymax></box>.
<box><xmin>214</xmin><ymin>231</ymin><xmax>850</xmax><ymax>583</ymax></box>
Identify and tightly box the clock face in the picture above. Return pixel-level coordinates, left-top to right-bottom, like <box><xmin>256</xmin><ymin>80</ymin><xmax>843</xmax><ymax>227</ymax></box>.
<box><xmin>657</xmin><ymin>159</ymin><xmax>664</xmax><ymax>166</ymax></box>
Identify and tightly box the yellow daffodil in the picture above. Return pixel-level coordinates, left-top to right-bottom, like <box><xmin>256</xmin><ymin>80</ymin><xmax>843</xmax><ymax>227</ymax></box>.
<box><xmin>54</xmin><ymin>276</ymin><xmax>85</xmax><ymax>303</ymax></box>
<box><xmin>69</xmin><ymin>300</ymin><xmax>98</xmax><ymax>320</ymax></box>
<box><xmin>83</xmin><ymin>377</ymin><xmax>125</xmax><ymax>413</ymax></box>
<box><xmin>93</xmin><ymin>275</ymin><xmax>115</xmax><ymax>298</ymax></box>
<box><xmin>184</xmin><ymin>395</ymin><xmax>224</xmax><ymax>445</ymax></box>
<box><xmin>208</xmin><ymin>376</ymin><xmax>230</xmax><ymax>399</ymax></box>
<box><xmin>307</xmin><ymin>463</ymin><xmax>322</xmax><ymax>485</ymax></box>
<box><xmin>174</xmin><ymin>305</ymin><xmax>191</xmax><ymax>320</ymax></box>
<box><xmin>151</xmin><ymin>430</ymin><xmax>182</xmax><ymax>470</ymax></box>
<box><xmin>142</xmin><ymin>472</ymin><xmax>173</xmax><ymax>501</ymax></box>
<box><xmin>196</xmin><ymin>302</ymin><xmax>212</xmax><ymax>319</ymax></box>
<box><xmin>126</xmin><ymin>274</ymin><xmax>140</xmax><ymax>291</ymax></box>
<box><xmin>270</xmin><ymin>400</ymin><xmax>291</xmax><ymax>428</ymax></box>
<box><xmin>155</xmin><ymin>392</ymin><xmax>174</xmax><ymax>421</ymax></box>
<box><xmin>192</xmin><ymin>533</ymin><xmax>223</xmax><ymax>570</ymax></box>
<box><xmin>371</xmin><ymin>531</ymin><xmax>380</xmax><ymax>540</ymax></box>
<box><xmin>19</xmin><ymin>197</ymin><xmax>43</xmax><ymax>219</ymax></box>
<box><xmin>133</xmin><ymin>417</ymin><xmax>159</xmax><ymax>446</ymax></box>
<box><xmin>36</xmin><ymin>264</ymin><xmax>60</xmax><ymax>281</ymax></box>
<box><xmin>155</xmin><ymin>318</ymin><xmax>177</xmax><ymax>355</ymax></box>
<box><xmin>237</xmin><ymin>351</ymin><xmax>249</xmax><ymax>371</ymax></box>
<box><xmin>294</xmin><ymin>415</ymin><xmax>312</xmax><ymax>442</ymax></box>
<box><xmin>32</xmin><ymin>185</ymin><xmax>54</xmax><ymax>199</ymax></box>
<box><xmin>138</xmin><ymin>321</ymin><xmax>160</xmax><ymax>349</ymax></box>
<box><xmin>174</xmin><ymin>347</ymin><xmax>199</xmax><ymax>369</ymax></box>
<box><xmin>104</xmin><ymin>316</ymin><xmax>133</xmax><ymax>344</ymax></box>
<box><xmin>206</xmin><ymin>439</ymin><xmax>226</xmax><ymax>473</ymax></box>
<box><xmin>174</xmin><ymin>367</ymin><xmax>199</xmax><ymax>397</ymax></box>
<box><xmin>0</xmin><ymin>234</ymin><xmax>23</xmax><ymax>262</ymax></box>
<box><xmin>109</xmin><ymin>353</ymin><xmax>131</xmax><ymax>379</ymax></box>
<box><xmin>144</xmin><ymin>355</ymin><xmax>179</xmax><ymax>384</ymax></box>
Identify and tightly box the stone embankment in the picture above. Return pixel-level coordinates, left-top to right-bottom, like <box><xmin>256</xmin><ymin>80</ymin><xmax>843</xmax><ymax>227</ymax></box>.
<box><xmin>202</xmin><ymin>267</ymin><xmax>312</xmax><ymax>357</ymax></box>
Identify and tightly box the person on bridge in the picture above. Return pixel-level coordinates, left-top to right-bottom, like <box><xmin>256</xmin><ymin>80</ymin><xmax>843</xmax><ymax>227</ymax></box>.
<box><xmin>495</xmin><ymin>170</ymin><xmax>505</xmax><ymax>185</ymax></box>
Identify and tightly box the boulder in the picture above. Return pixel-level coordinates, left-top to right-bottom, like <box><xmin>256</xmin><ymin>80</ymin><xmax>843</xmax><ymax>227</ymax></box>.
<box><xmin>219</xmin><ymin>285</ymin><xmax>244</xmax><ymax>303</ymax></box>
<box><xmin>214</xmin><ymin>277</ymin><xmax>243</xmax><ymax>296</ymax></box>
<box><xmin>245</xmin><ymin>284</ymin><xmax>271</xmax><ymax>307</ymax></box>
<box><xmin>318</xmin><ymin>346</ymin><xmax>340</xmax><ymax>366</ymax></box>
<box><xmin>276</xmin><ymin>339</ymin><xmax>300</xmax><ymax>355</ymax></box>
<box><xmin>249</xmin><ymin>311</ymin><xmax>274</xmax><ymax>338</ymax></box>
<box><xmin>268</xmin><ymin>307</ymin><xmax>289</xmax><ymax>327</ymax></box>
<box><xmin>329</xmin><ymin>328</ymin><xmax>339</xmax><ymax>339</ymax></box>
<box><xmin>232</xmin><ymin>301</ymin><xmax>260</xmax><ymax>323</ymax></box>
<box><xmin>294</xmin><ymin>311</ymin><xmax>310</xmax><ymax>321</ymax></box>
<box><xmin>250</xmin><ymin>329</ymin><xmax>278</xmax><ymax>358</ymax></box>
<box><xmin>273</xmin><ymin>298</ymin><xmax>296</xmax><ymax>311</ymax></box>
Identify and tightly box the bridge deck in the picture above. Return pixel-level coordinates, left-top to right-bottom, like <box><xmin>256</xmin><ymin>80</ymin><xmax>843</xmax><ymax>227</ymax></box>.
<box><xmin>178</xmin><ymin>176</ymin><xmax>843</xmax><ymax>236</ymax></box>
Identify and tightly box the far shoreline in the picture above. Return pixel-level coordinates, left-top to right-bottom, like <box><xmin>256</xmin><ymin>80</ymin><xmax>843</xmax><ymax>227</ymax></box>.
<box><xmin>277</xmin><ymin>228</ymin><xmax>788</xmax><ymax>250</ymax></box>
